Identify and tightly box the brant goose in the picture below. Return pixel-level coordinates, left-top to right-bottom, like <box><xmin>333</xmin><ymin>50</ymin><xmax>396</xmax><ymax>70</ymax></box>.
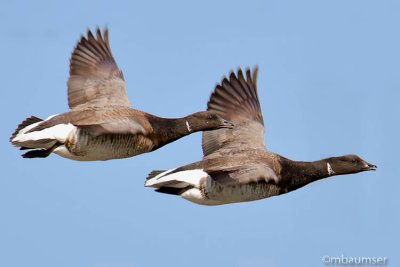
<box><xmin>10</xmin><ymin>28</ymin><xmax>233</xmax><ymax>161</ymax></box>
<box><xmin>145</xmin><ymin>67</ymin><xmax>377</xmax><ymax>205</ymax></box>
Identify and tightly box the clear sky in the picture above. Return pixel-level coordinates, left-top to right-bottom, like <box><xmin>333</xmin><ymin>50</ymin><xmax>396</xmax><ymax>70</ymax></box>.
<box><xmin>1</xmin><ymin>1</ymin><xmax>399</xmax><ymax>266</ymax></box>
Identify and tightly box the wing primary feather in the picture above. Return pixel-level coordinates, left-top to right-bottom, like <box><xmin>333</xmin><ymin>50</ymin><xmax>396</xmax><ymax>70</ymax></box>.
<box><xmin>202</xmin><ymin>66</ymin><xmax>264</xmax><ymax>156</ymax></box>
<box><xmin>67</xmin><ymin>27</ymin><xmax>130</xmax><ymax>109</ymax></box>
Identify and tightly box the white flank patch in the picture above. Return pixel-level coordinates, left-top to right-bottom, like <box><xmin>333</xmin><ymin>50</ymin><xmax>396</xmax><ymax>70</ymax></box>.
<box><xmin>327</xmin><ymin>162</ymin><xmax>335</xmax><ymax>176</ymax></box>
<box><xmin>185</xmin><ymin>120</ymin><xmax>192</xmax><ymax>132</ymax></box>
<box><xmin>13</xmin><ymin>121</ymin><xmax>42</xmax><ymax>140</ymax></box>
<box><xmin>145</xmin><ymin>169</ymin><xmax>208</xmax><ymax>188</ymax></box>
<box><xmin>181</xmin><ymin>188</ymin><xmax>204</xmax><ymax>201</ymax></box>
<box><xmin>13</xmin><ymin>114</ymin><xmax>62</xmax><ymax>141</ymax></box>
<box><xmin>13</xmin><ymin>123</ymin><xmax>75</xmax><ymax>143</ymax></box>
<box><xmin>181</xmin><ymin>188</ymin><xmax>222</xmax><ymax>206</ymax></box>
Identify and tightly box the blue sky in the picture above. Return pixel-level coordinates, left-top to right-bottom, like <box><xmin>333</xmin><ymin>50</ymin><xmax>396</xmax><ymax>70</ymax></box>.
<box><xmin>1</xmin><ymin>0</ymin><xmax>399</xmax><ymax>266</ymax></box>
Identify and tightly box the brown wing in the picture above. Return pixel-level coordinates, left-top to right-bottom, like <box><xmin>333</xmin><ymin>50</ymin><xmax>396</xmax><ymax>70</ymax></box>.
<box><xmin>209</xmin><ymin>166</ymin><xmax>278</xmax><ymax>186</ymax></box>
<box><xmin>67</xmin><ymin>27</ymin><xmax>131</xmax><ymax>110</ymax></box>
<box><xmin>68</xmin><ymin>108</ymin><xmax>149</xmax><ymax>136</ymax></box>
<box><xmin>204</xmin><ymin>149</ymin><xmax>279</xmax><ymax>185</ymax></box>
<box><xmin>202</xmin><ymin>67</ymin><xmax>266</xmax><ymax>156</ymax></box>
<box><xmin>27</xmin><ymin>108</ymin><xmax>149</xmax><ymax>137</ymax></box>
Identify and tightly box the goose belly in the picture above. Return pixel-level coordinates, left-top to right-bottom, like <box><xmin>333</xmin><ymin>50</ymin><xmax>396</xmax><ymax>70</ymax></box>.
<box><xmin>202</xmin><ymin>179</ymin><xmax>281</xmax><ymax>205</ymax></box>
<box><xmin>56</xmin><ymin>129</ymin><xmax>154</xmax><ymax>161</ymax></box>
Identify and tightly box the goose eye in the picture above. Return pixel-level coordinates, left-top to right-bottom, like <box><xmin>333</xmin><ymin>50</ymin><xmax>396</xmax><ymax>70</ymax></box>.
<box><xmin>208</xmin><ymin>115</ymin><xmax>213</xmax><ymax>120</ymax></box>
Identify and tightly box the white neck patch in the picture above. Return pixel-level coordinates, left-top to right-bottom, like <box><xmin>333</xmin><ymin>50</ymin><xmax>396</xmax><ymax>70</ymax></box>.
<box><xmin>185</xmin><ymin>121</ymin><xmax>192</xmax><ymax>132</ymax></box>
<box><xmin>327</xmin><ymin>162</ymin><xmax>335</xmax><ymax>176</ymax></box>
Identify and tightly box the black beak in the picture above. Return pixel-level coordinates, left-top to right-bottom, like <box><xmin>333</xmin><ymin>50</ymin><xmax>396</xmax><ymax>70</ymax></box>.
<box><xmin>221</xmin><ymin>120</ymin><xmax>234</xmax><ymax>129</ymax></box>
<box><xmin>363</xmin><ymin>162</ymin><xmax>377</xmax><ymax>171</ymax></box>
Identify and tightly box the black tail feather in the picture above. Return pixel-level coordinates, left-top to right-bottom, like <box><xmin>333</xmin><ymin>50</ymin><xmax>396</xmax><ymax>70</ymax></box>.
<box><xmin>21</xmin><ymin>142</ymin><xmax>60</xmax><ymax>159</ymax></box>
<box><xmin>155</xmin><ymin>186</ymin><xmax>193</xmax><ymax>196</ymax></box>
<box><xmin>22</xmin><ymin>149</ymin><xmax>52</xmax><ymax>158</ymax></box>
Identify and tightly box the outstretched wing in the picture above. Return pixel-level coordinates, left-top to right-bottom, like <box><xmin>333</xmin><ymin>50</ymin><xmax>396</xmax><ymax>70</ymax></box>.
<box><xmin>67</xmin><ymin>27</ymin><xmax>131</xmax><ymax>110</ymax></box>
<box><xmin>202</xmin><ymin>67</ymin><xmax>266</xmax><ymax>156</ymax></box>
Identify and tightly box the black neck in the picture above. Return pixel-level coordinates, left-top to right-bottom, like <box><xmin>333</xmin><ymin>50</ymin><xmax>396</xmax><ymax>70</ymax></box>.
<box><xmin>278</xmin><ymin>156</ymin><xmax>331</xmax><ymax>192</ymax></box>
<box><xmin>147</xmin><ymin>115</ymin><xmax>191</xmax><ymax>149</ymax></box>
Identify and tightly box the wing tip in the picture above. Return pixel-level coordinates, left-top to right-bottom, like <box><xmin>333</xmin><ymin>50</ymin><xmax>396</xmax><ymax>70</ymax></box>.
<box><xmin>70</xmin><ymin>26</ymin><xmax>114</xmax><ymax>74</ymax></box>
<box><xmin>207</xmin><ymin>66</ymin><xmax>262</xmax><ymax>124</ymax></box>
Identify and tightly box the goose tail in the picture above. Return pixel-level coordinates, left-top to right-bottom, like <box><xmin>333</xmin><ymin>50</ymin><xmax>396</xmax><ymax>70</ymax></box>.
<box><xmin>10</xmin><ymin>116</ymin><xmax>43</xmax><ymax>142</ymax></box>
<box><xmin>10</xmin><ymin>115</ymin><xmax>73</xmax><ymax>158</ymax></box>
<box><xmin>145</xmin><ymin>166</ymin><xmax>208</xmax><ymax>196</ymax></box>
<box><xmin>145</xmin><ymin>166</ymin><xmax>220</xmax><ymax>205</ymax></box>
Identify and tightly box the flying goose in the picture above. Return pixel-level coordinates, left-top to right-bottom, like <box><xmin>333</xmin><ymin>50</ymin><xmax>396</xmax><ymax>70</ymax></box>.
<box><xmin>145</xmin><ymin>67</ymin><xmax>377</xmax><ymax>205</ymax></box>
<box><xmin>10</xmin><ymin>28</ymin><xmax>233</xmax><ymax>161</ymax></box>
